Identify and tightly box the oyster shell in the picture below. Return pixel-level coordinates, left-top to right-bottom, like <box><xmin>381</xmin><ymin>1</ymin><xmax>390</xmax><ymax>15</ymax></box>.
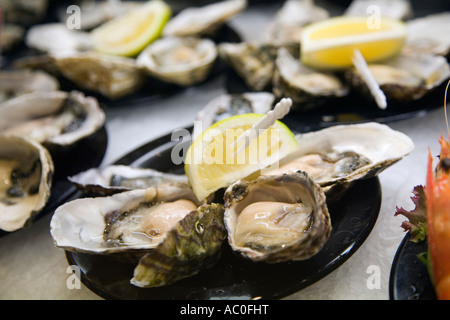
<box><xmin>0</xmin><ymin>0</ymin><xmax>49</xmax><ymax>26</ymax></box>
<box><xmin>136</xmin><ymin>36</ymin><xmax>218</xmax><ymax>87</ymax></box>
<box><xmin>264</xmin><ymin>0</ymin><xmax>329</xmax><ymax>46</ymax></box>
<box><xmin>50</xmin><ymin>183</ymin><xmax>215</xmax><ymax>257</ymax></box>
<box><xmin>55</xmin><ymin>52</ymin><xmax>144</xmax><ymax>100</ymax></box>
<box><xmin>0</xmin><ymin>135</ymin><xmax>54</xmax><ymax>232</ymax></box>
<box><xmin>131</xmin><ymin>202</ymin><xmax>226</xmax><ymax>287</ymax></box>
<box><xmin>192</xmin><ymin>92</ymin><xmax>275</xmax><ymax>140</ymax></box>
<box><xmin>69</xmin><ymin>165</ymin><xmax>188</xmax><ymax>196</ymax></box>
<box><xmin>0</xmin><ymin>90</ymin><xmax>105</xmax><ymax>149</ymax></box>
<box><xmin>219</xmin><ymin>41</ymin><xmax>279</xmax><ymax>91</ymax></box>
<box><xmin>273</xmin><ymin>48</ymin><xmax>348</xmax><ymax>110</ymax></box>
<box><xmin>263</xmin><ymin>122</ymin><xmax>414</xmax><ymax>196</ymax></box>
<box><xmin>344</xmin><ymin>0</ymin><xmax>413</xmax><ymax>20</ymax></box>
<box><xmin>0</xmin><ymin>70</ymin><xmax>59</xmax><ymax>104</ymax></box>
<box><xmin>162</xmin><ymin>0</ymin><xmax>247</xmax><ymax>37</ymax></box>
<box><xmin>345</xmin><ymin>52</ymin><xmax>450</xmax><ymax>104</ymax></box>
<box><xmin>223</xmin><ymin>171</ymin><xmax>331</xmax><ymax>263</ymax></box>
<box><xmin>1</xmin><ymin>24</ymin><xmax>25</xmax><ymax>52</ymax></box>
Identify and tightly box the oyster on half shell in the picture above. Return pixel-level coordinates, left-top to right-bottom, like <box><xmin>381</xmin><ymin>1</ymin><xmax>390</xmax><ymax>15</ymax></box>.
<box><xmin>263</xmin><ymin>122</ymin><xmax>414</xmax><ymax>196</ymax></box>
<box><xmin>0</xmin><ymin>135</ymin><xmax>54</xmax><ymax>232</ymax></box>
<box><xmin>137</xmin><ymin>36</ymin><xmax>218</xmax><ymax>87</ymax></box>
<box><xmin>224</xmin><ymin>171</ymin><xmax>331</xmax><ymax>263</ymax></box>
<box><xmin>50</xmin><ymin>183</ymin><xmax>219</xmax><ymax>258</ymax></box>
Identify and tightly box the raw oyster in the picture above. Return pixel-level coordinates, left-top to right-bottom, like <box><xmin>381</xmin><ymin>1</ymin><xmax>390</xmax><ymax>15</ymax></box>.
<box><xmin>55</xmin><ymin>52</ymin><xmax>144</xmax><ymax>100</ymax></box>
<box><xmin>162</xmin><ymin>0</ymin><xmax>247</xmax><ymax>37</ymax></box>
<box><xmin>131</xmin><ymin>202</ymin><xmax>226</xmax><ymax>287</ymax></box>
<box><xmin>0</xmin><ymin>135</ymin><xmax>54</xmax><ymax>232</ymax></box>
<box><xmin>0</xmin><ymin>91</ymin><xmax>105</xmax><ymax>149</ymax></box>
<box><xmin>50</xmin><ymin>183</ymin><xmax>216</xmax><ymax>257</ymax></box>
<box><xmin>0</xmin><ymin>0</ymin><xmax>49</xmax><ymax>26</ymax></box>
<box><xmin>273</xmin><ymin>48</ymin><xmax>348</xmax><ymax>110</ymax></box>
<box><xmin>219</xmin><ymin>41</ymin><xmax>279</xmax><ymax>91</ymax></box>
<box><xmin>403</xmin><ymin>12</ymin><xmax>450</xmax><ymax>58</ymax></box>
<box><xmin>223</xmin><ymin>171</ymin><xmax>331</xmax><ymax>263</ymax></box>
<box><xmin>0</xmin><ymin>70</ymin><xmax>59</xmax><ymax>104</ymax></box>
<box><xmin>263</xmin><ymin>122</ymin><xmax>414</xmax><ymax>195</ymax></box>
<box><xmin>345</xmin><ymin>52</ymin><xmax>450</xmax><ymax>104</ymax></box>
<box><xmin>192</xmin><ymin>92</ymin><xmax>275</xmax><ymax>140</ymax></box>
<box><xmin>264</xmin><ymin>0</ymin><xmax>329</xmax><ymax>46</ymax></box>
<box><xmin>1</xmin><ymin>24</ymin><xmax>25</xmax><ymax>52</ymax></box>
<box><xmin>69</xmin><ymin>165</ymin><xmax>188</xmax><ymax>196</ymax></box>
<box><xmin>136</xmin><ymin>36</ymin><xmax>218</xmax><ymax>87</ymax></box>
<box><xmin>25</xmin><ymin>23</ymin><xmax>93</xmax><ymax>56</ymax></box>
<box><xmin>344</xmin><ymin>0</ymin><xmax>413</xmax><ymax>20</ymax></box>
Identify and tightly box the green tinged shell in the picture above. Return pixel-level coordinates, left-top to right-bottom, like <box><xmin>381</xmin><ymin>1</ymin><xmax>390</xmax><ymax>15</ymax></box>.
<box><xmin>130</xmin><ymin>203</ymin><xmax>226</xmax><ymax>288</ymax></box>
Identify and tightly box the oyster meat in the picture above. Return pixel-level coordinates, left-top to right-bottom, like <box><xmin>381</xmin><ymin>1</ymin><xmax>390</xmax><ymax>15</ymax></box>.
<box><xmin>192</xmin><ymin>92</ymin><xmax>275</xmax><ymax>140</ymax></box>
<box><xmin>0</xmin><ymin>90</ymin><xmax>105</xmax><ymax>149</ymax></box>
<box><xmin>263</xmin><ymin>122</ymin><xmax>414</xmax><ymax>195</ymax></box>
<box><xmin>273</xmin><ymin>48</ymin><xmax>348</xmax><ymax>110</ymax></box>
<box><xmin>162</xmin><ymin>0</ymin><xmax>247</xmax><ymax>37</ymax></box>
<box><xmin>223</xmin><ymin>171</ymin><xmax>331</xmax><ymax>263</ymax></box>
<box><xmin>55</xmin><ymin>52</ymin><xmax>145</xmax><ymax>100</ymax></box>
<box><xmin>69</xmin><ymin>165</ymin><xmax>188</xmax><ymax>196</ymax></box>
<box><xmin>50</xmin><ymin>183</ymin><xmax>217</xmax><ymax>256</ymax></box>
<box><xmin>345</xmin><ymin>52</ymin><xmax>450</xmax><ymax>104</ymax></box>
<box><xmin>137</xmin><ymin>36</ymin><xmax>218</xmax><ymax>87</ymax></box>
<box><xmin>0</xmin><ymin>70</ymin><xmax>59</xmax><ymax>104</ymax></box>
<box><xmin>0</xmin><ymin>135</ymin><xmax>54</xmax><ymax>232</ymax></box>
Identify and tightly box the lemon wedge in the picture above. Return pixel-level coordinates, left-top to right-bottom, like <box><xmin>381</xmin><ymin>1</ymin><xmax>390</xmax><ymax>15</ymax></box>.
<box><xmin>184</xmin><ymin>114</ymin><xmax>299</xmax><ymax>201</ymax></box>
<box><xmin>92</xmin><ymin>0</ymin><xmax>171</xmax><ymax>57</ymax></box>
<box><xmin>301</xmin><ymin>15</ymin><xmax>407</xmax><ymax>70</ymax></box>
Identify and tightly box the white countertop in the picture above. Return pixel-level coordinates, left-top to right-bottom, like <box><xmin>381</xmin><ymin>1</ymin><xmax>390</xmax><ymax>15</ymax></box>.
<box><xmin>0</xmin><ymin>1</ymin><xmax>447</xmax><ymax>300</ymax></box>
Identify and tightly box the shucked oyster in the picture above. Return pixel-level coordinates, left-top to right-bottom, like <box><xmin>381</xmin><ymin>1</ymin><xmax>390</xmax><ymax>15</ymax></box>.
<box><xmin>162</xmin><ymin>0</ymin><xmax>247</xmax><ymax>37</ymax></box>
<box><xmin>192</xmin><ymin>92</ymin><xmax>275</xmax><ymax>140</ymax></box>
<box><xmin>50</xmin><ymin>183</ymin><xmax>219</xmax><ymax>257</ymax></box>
<box><xmin>0</xmin><ymin>91</ymin><xmax>105</xmax><ymax>149</ymax></box>
<box><xmin>224</xmin><ymin>171</ymin><xmax>331</xmax><ymax>263</ymax></box>
<box><xmin>345</xmin><ymin>52</ymin><xmax>450</xmax><ymax>104</ymax></box>
<box><xmin>273</xmin><ymin>48</ymin><xmax>348</xmax><ymax>110</ymax></box>
<box><xmin>263</xmin><ymin>122</ymin><xmax>414</xmax><ymax>196</ymax></box>
<box><xmin>0</xmin><ymin>135</ymin><xmax>54</xmax><ymax>232</ymax></box>
<box><xmin>69</xmin><ymin>165</ymin><xmax>188</xmax><ymax>196</ymax></box>
<box><xmin>137</xmin><ymin>36</ymin><xmax>218</xmax><ymax>87</ymax></box>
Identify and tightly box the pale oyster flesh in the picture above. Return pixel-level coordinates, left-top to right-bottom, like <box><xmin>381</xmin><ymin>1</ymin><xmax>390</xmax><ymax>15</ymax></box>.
<box><xmin>224</xmin><ymin>171</ymin><xmax>331</xmax><ymax>263</ymax></box>
<box><xmin>0</xmin><ymin>135</ymin><xmax>54</xmax><ymax>232</ymax></box>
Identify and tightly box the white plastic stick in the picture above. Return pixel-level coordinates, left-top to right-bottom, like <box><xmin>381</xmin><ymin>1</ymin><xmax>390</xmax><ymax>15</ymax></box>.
<box><xmin>233</xmin><ymin>98</ymin><xmax>293</xmax><ymax>156</ymax></box>
<box><xmin>351</xmin><ymin>49</ymin><xmax>387</xmax><ymax>110</ymax></box>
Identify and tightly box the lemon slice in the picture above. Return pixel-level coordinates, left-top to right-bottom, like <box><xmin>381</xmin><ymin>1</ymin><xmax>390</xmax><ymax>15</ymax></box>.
<box><xmin>92</xmin><ymin>0</ymin><xmax>171</xmax><ymax>57</ymax></box>
<box><xmin>184</xmin><ymin>114</ymin><xmax>299</xmax><ymax>201</ymax></box>
<box><xmin>301</xmin><ymin>15</ymin><xmax>407</xmax><ymax>70</ymax></box>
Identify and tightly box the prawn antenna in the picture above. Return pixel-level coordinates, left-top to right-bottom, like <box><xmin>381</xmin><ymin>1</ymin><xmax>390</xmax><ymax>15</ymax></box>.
<box><xmin>446</xmin><ymin>79</ymin><xmax>450</xmax><ymax>137</ymax></box>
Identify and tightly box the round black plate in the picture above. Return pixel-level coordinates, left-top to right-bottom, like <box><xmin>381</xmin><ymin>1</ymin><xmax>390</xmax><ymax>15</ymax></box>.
<box><xmin>65</xmin><ymin>128</ymin><xmax>381</xmax><ymax>300</ymax></box>
<box><xmin>0</xmin><ymin>126</ymin><xmax>108</xmax><ymax>237</ymax></box>
<box><xmin>389</xmin><ymin>233</ymin><xmax>437</xmax><ymax>300</ymax></box>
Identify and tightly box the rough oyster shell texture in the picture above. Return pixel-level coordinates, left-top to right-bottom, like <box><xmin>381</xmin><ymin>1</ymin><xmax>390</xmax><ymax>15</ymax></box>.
<box><xmin>224</xmin><ymin>171</ymin><xmax>331</xmax><ymax>263</ymax></box>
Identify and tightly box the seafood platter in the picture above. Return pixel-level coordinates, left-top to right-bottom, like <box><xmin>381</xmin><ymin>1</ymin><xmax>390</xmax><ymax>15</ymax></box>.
<box><xmin>0</xmin><ymin>0</ymin><xmax>450</xmax><ymax>300</ymax></box>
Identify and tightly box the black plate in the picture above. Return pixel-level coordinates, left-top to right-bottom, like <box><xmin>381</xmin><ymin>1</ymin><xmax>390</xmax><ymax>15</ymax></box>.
<box><xmin>0</xmin><ymin>126</ymin><xmax>108</xmax><ymax>237</ymax></box>
<box><xmin>389</xmin><ymin>233</ymin><xmax>437</xmax><ymax>300</ymax></box>
<box><xmin>65</xmin><ymin>128</ymin><xmax>381</xmax><ymax>300</ymax></box>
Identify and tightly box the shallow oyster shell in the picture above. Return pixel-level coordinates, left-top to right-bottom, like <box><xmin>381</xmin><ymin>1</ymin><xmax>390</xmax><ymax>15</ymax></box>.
<box><xmin>131</xmin><ymin>202</ymin><xmax>226</xmax><ymax>287</ymax></box>
<box><xmin>264</xmin><ymin>122</ymin><xmax>414</xmax><ymax>196</ymax></box>
<box><xmin>192</xmin><ymin>92</ymin><xmax>275</xmax><ymax>140</ymax></box>
<box><xmin>68</xmin><ymin>165</ymin><xmax>188</xmax><ymax>196</ymax></box>
<box><xmin>55</xmin><ymin>52</ymin><xmax>144</xmax><ymax>99</ymax></box>
<box><xmin>162</xmin><ymin>0</ymin><xmax>247</xmax><ymax>37</ymax></box>
<box><xmin>0</xmin><ymin>135</ymin><xmax>54</xmax><ymax>232</ymax></box>
<box><xmin>345</xmin><ymin>52</ymin><xmax>450</xmax><ymax>104</ymax></box>
<box><xmin>50</xmin><ymin>183</ymin><xmax>209</xmax><ymax>257</ymax></box>
<box><xmin>224</xmin><ymin>171</ymin><xmax>331</xmax><ymax>263</ymax></box>
<box><xmin>273</xmin><ymin>48</ymin><xmax>348</xmax><ymax>110</ymax></box>
<box><xmin>136</xmin><ymin>36</ymin><xmax>218</xmax><ymax>87</ymax></box>
<box><xmin>0</xmin><ymin>90</ymin><xmax>105</xmax><ymax>149</ymax></box>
